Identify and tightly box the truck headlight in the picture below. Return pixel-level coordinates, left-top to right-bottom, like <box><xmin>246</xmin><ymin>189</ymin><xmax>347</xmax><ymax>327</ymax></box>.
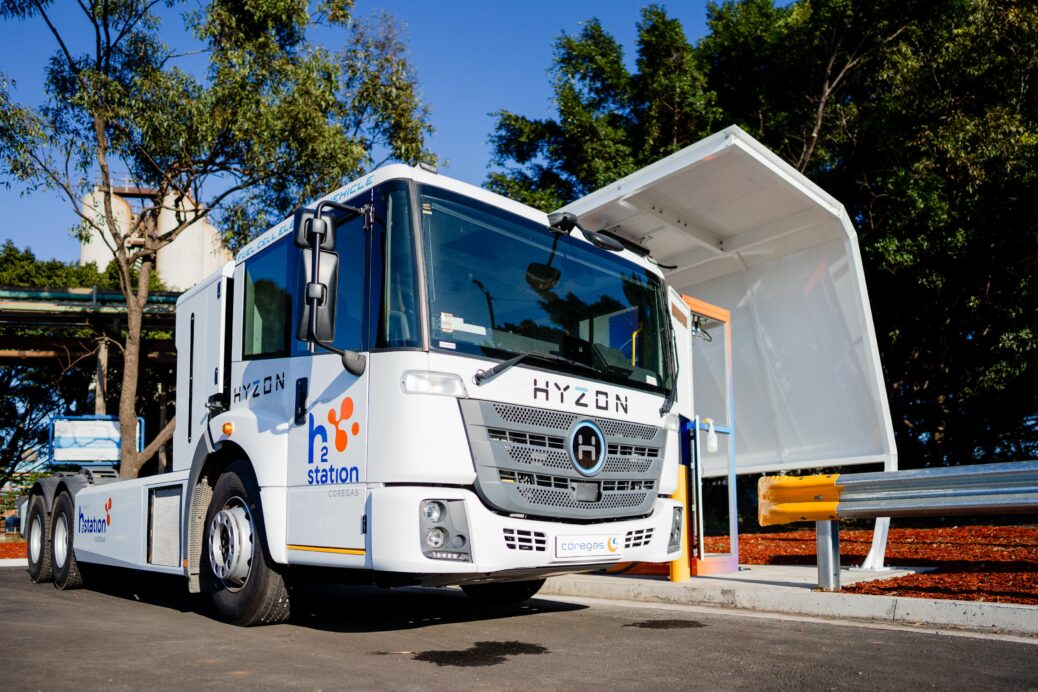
<box><xmin>401</xmin><ymin>371</ymin><xmax>468</xmax><ymax>397</ymax></box>
<box><xmin>422</xmin><ymin>500</ymin><xmax>446</xmax><ymax>523</ymax></box>
<box><xmin>426</xmin><ymin>527</ymin><xmax>448</xmax><ymax>549</ymax></box>
<box><xmin>668</xmin><ymin>506</ymin><xmax>683</xmax><ymax>554</ymax></box>
<box><xmin>419</xmin><ymin>498</ymin><xmax>472</xmax><ymax>562</ymax></box>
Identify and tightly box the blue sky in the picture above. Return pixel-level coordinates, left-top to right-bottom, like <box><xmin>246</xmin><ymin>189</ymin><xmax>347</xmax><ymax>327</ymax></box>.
<box><xmin>0</xmin><ymin>1</ymin><xmax>709</xmax><ymax>263</ymax></box>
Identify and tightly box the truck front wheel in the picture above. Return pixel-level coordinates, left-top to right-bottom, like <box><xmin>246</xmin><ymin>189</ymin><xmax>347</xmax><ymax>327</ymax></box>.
<box><xmin>203</xmin><ymin>462</ymin><xmax>290</xmax><ymax>626</ymax></box>
<box><xmin>26</xmin><ymin>495</ymin><xmax>52</xmax><ymax>583</ymax></box>
<box><xmin>461</xmin><ymin>579</ymin><xmax>546</xmax><ymax>605</ymax></box>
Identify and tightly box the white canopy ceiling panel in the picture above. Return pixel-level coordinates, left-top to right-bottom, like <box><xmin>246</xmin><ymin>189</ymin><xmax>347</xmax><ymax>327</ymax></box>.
<box><xmin>559</xmin><ymin>126</ymin><xmax>896</xmax><ymax>476</ymax></box>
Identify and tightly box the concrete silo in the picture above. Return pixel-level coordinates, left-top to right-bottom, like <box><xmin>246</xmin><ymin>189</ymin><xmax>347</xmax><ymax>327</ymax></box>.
<box><xmin>154</xmin><ymin>192</ymin><xmax>232</xmax><ymax>291</ymax></box>
<box><xmin>79</xmin><ymin>189</ymin><xmax>133</xmax><ymax>271</ymax></box>
<box><xmin>79</xmin><ymin>187</ymin><xmax>231</xmax><ymax>291</ymax></box>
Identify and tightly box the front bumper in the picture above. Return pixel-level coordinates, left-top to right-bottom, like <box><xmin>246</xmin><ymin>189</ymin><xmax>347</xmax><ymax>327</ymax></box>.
<box><xmin>368</xmin><ymin>485</ymin><xmax>681</xmax><ymax>577</ymax></box>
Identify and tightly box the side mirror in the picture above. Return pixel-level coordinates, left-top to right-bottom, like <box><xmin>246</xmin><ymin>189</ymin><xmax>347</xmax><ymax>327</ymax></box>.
<box><xmin>294</xmin><ymin>208</ymin><xmax>336</xmax><ymax>250</ymax></box>
<box><xmin>297</xmin><ymin>201</ymin><xmax>368</xmax><ymax>377</ymax></box>
<box><xmin>298</xmin><ymin>250</ymin><xmax>339</xmax><ymax>342</ymax></box>
<box><xmin>547</xmin><ymin>211</ymin><xmax>578</xmax><ymax>233</ymax></box>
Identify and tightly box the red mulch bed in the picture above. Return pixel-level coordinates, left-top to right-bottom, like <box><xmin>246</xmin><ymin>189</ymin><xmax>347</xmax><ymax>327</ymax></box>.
<box><xmin>0</xmin><ymin>541</ymin><xmax>27</xmax><ymax>559</ymax></box>
<box><xmin>705</xmin><ymin>525</ymin><xmax>1038</xmax><ymax>605</ymax></box>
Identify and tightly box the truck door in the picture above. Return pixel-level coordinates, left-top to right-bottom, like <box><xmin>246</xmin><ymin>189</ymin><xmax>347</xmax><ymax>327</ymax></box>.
<box><xmin>285</xmin><ymin>206</ymin><xmax>371</xmax><ymax>557</ymax></box>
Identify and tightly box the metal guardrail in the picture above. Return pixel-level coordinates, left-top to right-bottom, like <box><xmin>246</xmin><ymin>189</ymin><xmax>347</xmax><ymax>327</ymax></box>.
<box><xmin>758</xmin><ymin>461</ymin><xmax>1038</xmax><ymax>590</ymax></box>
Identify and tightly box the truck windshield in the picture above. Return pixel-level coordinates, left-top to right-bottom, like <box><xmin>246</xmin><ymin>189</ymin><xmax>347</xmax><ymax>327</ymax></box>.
<box><xmin>420</xmin><ymin>185</ymin><xmax>674</xmax><ymax>394</ymax></box>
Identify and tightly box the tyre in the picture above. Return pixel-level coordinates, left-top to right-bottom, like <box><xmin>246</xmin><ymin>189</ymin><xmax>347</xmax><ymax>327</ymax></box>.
<box><xmin>461</xmin><ymin>579</ymin><xmax>546</xmax><ymax>605</ymax></box>
<box><xmin>203</xmin><ymin>461</ymin><xmax>290</xmax><ymax>626</ymax></box>
<box><xmin>26</xmin><ymin>494</ymin><xmax>52</xmax><ymax>583</ymax></box>
<box><xmin>51</xmin><ymin>492</ymin><xmax>84</xmax><ymax>590</ymax></box>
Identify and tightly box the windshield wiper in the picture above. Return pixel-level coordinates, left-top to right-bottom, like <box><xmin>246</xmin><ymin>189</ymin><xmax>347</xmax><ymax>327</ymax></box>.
<box><xmin>473</xmin><ymin>351</ymin><xmax>601</xmax><ymax>386</ymax></box>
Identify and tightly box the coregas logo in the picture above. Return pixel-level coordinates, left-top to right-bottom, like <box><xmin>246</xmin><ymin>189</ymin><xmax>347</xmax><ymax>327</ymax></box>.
<box><xmin>78</xmin><ymin>497</ymin><xmax>112</xmax><ymax>534</ymax></box>
<box><xmin>307</xmin><ymin>397</ymin><xmax>361</xmax><ymax>485</ymax></box>
<box><xmin>607</xmin><ymin>536</ymin><xmax>620</xmax><ymax>553</ymax></box>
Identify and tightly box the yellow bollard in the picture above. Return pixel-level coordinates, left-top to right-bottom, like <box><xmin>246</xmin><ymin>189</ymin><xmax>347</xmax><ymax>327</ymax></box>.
<box><xmin>668</xmin><ymin>465</ymin><xmax>692</xmax><ymax>583</ymax></box>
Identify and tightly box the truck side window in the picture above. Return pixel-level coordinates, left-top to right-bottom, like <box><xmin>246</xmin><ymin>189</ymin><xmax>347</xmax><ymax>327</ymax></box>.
<box><xmin>242</xmin><ymin>241</ymin><xmax>294</xmax><ymax>359</ymax></box>
<box><xmin>372</xmin><ymin>180</ymin><xmax>419</xmax><ymax>349</ymax></box>
<box><xmin>333</xmin><ymin>213</ymin><xmax>365</xmax><ymax>351</ymax></box>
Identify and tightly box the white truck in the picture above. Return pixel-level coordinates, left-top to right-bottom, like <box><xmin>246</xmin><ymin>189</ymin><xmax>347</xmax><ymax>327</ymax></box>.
<box><xmin>22</xmin><ymin>163</ymin><xmax>690</xmax><ymax>625</ymax></box>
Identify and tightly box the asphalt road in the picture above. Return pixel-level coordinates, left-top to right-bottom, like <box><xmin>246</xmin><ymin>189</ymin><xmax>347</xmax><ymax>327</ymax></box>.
<box><xmin>1</xmin><ymin>566</ymin><xmax>1035</xmax><ymax>691</ymax></box>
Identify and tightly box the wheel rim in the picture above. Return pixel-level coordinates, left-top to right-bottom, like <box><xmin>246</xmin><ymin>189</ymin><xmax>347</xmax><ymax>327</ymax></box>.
<box><xmin>29</xmin><ymin>514</ymin><xmax>42</xmax><ymax>564</ymax></box>
<box><xmin>208</xmin><ymin>496</ymin><xmax>254</xmax><ymax>590</ymax></box>
<box><xmin>54</xmin><ymin>513</ymin><xmax>68</xmax><ymax>570</ymax></box>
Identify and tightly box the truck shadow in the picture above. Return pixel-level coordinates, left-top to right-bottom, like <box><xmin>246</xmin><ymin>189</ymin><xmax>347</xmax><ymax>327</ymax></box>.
<box><xmin>81</xmin><ymin>567</ymin><xmax>585</xmax><ymax>632</ymax></box>
<box><xmin>290</xmin><ymin>583</ymin><xmax>586</xmax><ymax>634</ymax></box>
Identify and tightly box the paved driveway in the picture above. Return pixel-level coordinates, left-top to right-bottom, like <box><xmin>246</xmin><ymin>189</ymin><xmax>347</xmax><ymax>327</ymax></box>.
<box><xmin>1</xmin><ymin>566</ymin><xmax>1035</xmax><ymax>690</ymax></box>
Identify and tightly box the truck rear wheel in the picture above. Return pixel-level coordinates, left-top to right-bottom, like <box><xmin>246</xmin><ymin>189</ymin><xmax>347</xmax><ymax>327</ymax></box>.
<box><xmin>204</xmin><ymin>461</ymin><xmax>290</xmax><ymax>626</ymax></box>
<box><xmin>26</xmin><ymin>495</ymin><xmax>52</xmax><ymax>583</ymax></box>
<box><xmin>461</xmin><ymin>579</ymin><xmax>546</xmax><ymax>605</ymax></box>
<box><xmin>51</xmin><ymin>492</ymin><xmax>85</xmax><ymax>590</ymax></box>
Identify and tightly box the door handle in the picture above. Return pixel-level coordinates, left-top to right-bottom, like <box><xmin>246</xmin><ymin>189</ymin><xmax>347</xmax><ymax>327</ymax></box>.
<box><xmin>294</xmin><ymin>377</ymin><xmax>308</xmax><ymax>425</ymax></box>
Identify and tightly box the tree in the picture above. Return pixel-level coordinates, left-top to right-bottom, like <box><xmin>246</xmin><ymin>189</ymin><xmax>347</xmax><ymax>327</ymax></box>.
<box><xmin>0</xmin><ymin>242</ymin><xmax>108</xmax><ymax>489</ymax></box>
<box><xmin>838</xmin><ymin>0</ymin><xmax>1038</xmax><ymax>465</ymax></box>
<box><xmin>0</xmin><ymin>1</ymin><xmax>434</xmax><ymax>478</ymax></box>
<box><xmin>487</xmin><ymin>4</ymin><xmax>718</xmax><ymax>211</ymax></box>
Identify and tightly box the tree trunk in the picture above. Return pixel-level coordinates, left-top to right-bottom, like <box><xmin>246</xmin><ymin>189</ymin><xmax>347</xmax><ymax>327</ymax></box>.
<box><xmin>118</xmin><ymin>290</ymin><xmax>144</xmax><ymax>478</ymax></box>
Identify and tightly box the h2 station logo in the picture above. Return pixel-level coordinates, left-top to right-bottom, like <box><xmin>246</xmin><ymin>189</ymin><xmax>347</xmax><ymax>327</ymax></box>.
<box><xmin>78</xmin><ymin>497</ymin><xmax>112</xmax><ymax>534</ymax></box>
<box><xmin>307</xmin><ymin>396</ymin><xmax>361</xmax><ymax>485</ymax></box>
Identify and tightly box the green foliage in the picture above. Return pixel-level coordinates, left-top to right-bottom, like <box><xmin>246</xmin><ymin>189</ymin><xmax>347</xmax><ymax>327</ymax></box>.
<box><xmin>0</xmin><ymin>240</ymin><xmax>110</xmax><ymax>288</ymax></box>
<box><xmin>0</xmin><ymin>471</ymin><xmax>53</xmax><ymax>513</ymax></box>
<box><xmin>488</xmin><ymin>5</ymin><xmax>717</xmax><ymax>210</ymax></box>
<box><xmin>0</xmin><ymin>240</ymin><xmax>164</xmax><ymax>292</ymax></box>
<box><xmin>489</xmin><ymin>0</ymin><xmax>1038</xmax><ymax>467</ymax></box>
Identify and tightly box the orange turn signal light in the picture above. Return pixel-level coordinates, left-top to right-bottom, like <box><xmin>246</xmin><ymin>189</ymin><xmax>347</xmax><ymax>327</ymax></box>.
<box><xmin>221</xmin><ymin>422</ymin><xmax>234</xmax><ymax>436</ymax></box>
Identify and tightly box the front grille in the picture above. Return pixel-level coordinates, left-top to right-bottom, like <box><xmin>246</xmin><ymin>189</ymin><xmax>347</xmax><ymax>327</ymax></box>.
<box><xmin>462</xmin><ymin>399</ymin><xmax>666</xmax><ymax>521</ymax></box>
<box><xmin>503</xmin><ymin>528</ymin><xmax>547</xmax><ymax>552</ymax></box>
<box><xmin>625</xmin><ymin>528</ymin><xmax>654</xmax><ymax>548</ymax></box>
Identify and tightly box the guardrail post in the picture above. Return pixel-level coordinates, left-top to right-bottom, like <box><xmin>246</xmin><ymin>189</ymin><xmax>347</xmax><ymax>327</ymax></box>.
<box><xmin>816</xmin><ymin>520</ymin><xmax>840</xmax><ymax>591</ymax></box>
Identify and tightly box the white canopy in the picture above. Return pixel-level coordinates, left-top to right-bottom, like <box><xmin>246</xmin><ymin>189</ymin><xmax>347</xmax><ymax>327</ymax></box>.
<box><xmin>560</xmin><ymin>125</ymin><xmax>897</xmax><ymax>477</ymax></box>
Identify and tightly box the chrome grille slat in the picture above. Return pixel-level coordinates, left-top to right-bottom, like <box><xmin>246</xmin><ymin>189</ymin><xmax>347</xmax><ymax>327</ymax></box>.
<box><xmin>518</xmin><ymin>487</ymin><xmax>648</xmax><ymax>510</ymax></box>
<box><xmin>492</xmin><ymin>405</ymin><xmax>576</xmax><ymax>431</ymax></box>
<box><xmin>500</xmin><ymin>469</ymin><xmax>655</xmax><ymax>494</ymax></box>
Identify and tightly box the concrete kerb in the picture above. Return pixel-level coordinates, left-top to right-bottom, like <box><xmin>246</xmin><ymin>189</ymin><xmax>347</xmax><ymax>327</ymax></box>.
<box><xmin>540</xmin><ymin>573</ymin><xmax>1038</xmax><ymax>637</ymax></box>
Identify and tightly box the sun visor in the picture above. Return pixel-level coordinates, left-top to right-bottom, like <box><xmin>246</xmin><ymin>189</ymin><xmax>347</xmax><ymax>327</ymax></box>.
<box><xmin>558</xmin><ymin>126</ymin><xmax>896</xmax><ymax>477</ymax></box>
